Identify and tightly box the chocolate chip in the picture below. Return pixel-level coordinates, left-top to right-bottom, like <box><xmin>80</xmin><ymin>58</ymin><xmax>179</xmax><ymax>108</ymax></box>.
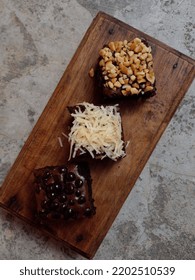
<box><xmin>54</xmin><ymin>183</ymin><xmax>62</xmax><ymax>192</ymax></box>
<box><xmin>50</xmin><ymin>201</ymin><xmax>59</xmax><ymax>210</ymax></box>
<box><xmin>43</xmin><ymin>172</ymin><xmax>55</xmax><ymax>185</ymax></box>
<box><xmin>59</xmin><ymin>166</ymin><xmax>67</xmax><ymax>173</ymax></box>
<box><xmin>67</xmin><ymin>172</ymin><xmax>76</xmax><ymax>181</ymax></box>
<box><xmin>75</xmin><ymin>178</ymin><xmax>83</xmax><ymax>188</ymax></box>
<box><xmin>59</xmin><ymin>193</ymin><xmax>67</xmax><ymax>202</ymax></box>
<box><xmin>60</xmin><ymin>202</ymin><xmax>68</xmax><ymax>213</ymax></box>
<box><xmin>68</xmin><ymin>208</ymin><xmax>75</xmax><ymax>217</ymax></box>
<box><xmin>47</xmin><ymin>192</ymin><xmax>57</xmax><ymax>199</ymax></box>
<box><xmin>78</xmin><ymin>195</ymin><xmax>86</xmax><ymax>204</ymax></box>
<box><xmin>75</xmin><ymin>189</ymin><xmax>81</xmax><ymax>197</ymax></box>
<box><xmin>46</xmin><ymin>184</ymin><xmax>55</xmax><ymax>193</ymax></box>
<box><xmin>65</xmin><ymin>183</ymin><xmax>75</xmax><ymax>194</ymax></box>
<box><xmin>84</xmin><ymin>208</ymin><xmax>92</xmax><ymax>217</ymax></box>
<box><xmin>44</xmin><ymin>171</ymin><xmax>51</xmax><ymax>177</ymax></box>
<box><xmin>64</xmin><ymin>208</ymin><xmax>75</xmax><ymax>219</ymax></box>
<box><xmin>68</xmin><ymin>199</ymin><xmax>75</xmax><ymax>206</ymax></box>
<box><xmin>43</xmin><ymin>171</ymin><xmax>52</xmax><ymax>182</ymax></box>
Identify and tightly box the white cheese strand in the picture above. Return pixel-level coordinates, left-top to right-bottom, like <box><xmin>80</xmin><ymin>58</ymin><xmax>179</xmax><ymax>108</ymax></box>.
<box><xmin>68</xmin><ymin>102</ymin><xmax>125</xmax><ymax>161</ymax></box>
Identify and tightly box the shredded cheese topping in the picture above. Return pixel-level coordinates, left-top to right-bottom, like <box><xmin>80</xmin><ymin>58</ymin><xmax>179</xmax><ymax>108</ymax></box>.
<box><xmin>68</xmin><ymin>102</ymin><xmax>126</xmax><ymax>161</ymax></box>
<box><xmin>58</xmin><ymin>136</ymin><xmax>63</xmax><ymax>147</ymax></box>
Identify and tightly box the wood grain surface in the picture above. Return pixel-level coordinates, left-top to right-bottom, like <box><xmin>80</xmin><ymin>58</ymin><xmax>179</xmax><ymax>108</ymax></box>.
<box><xmin>0</xmin><ymin>12</ymin><xmax>194</xmax><ymax>259</ymax></box>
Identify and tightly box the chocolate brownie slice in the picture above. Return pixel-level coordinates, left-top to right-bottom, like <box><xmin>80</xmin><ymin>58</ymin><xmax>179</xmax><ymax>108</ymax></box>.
<box><xmin>34</xmin><ymin>162</ymin><xmax>96</xmax><ymax>221</ymax></box>
<box><xmin>67</xmin><ymin>102</ymin><xmax>126</xmax><ymax>161</ymax></box>
<box><xmin>97</xmin><ymin>37</ymin><xmax>157</xmax><ymax>98</ymax></box>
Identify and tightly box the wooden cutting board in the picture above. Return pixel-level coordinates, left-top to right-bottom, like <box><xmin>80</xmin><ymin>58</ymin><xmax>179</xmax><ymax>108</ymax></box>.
<box><xmin>0</xmin><ymin>12</ymin><xmax>194</xmax><ymax>259</ymax></box>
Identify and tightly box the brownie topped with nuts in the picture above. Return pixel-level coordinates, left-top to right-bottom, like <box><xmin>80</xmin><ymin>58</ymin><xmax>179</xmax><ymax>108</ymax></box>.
<box><xmin>34</xmin><ymin>162</ymin><xmax>96</xmax><ymax>221</ymax></box>
<box><xmin>97</xmin><ymin>37</ymin><xmax>157</xmax><ymax>98</ymax></box>
<box><xmin>67</xmin><ymin>102</ymin><xmax>126</xmax><ymax>161</ymax></box>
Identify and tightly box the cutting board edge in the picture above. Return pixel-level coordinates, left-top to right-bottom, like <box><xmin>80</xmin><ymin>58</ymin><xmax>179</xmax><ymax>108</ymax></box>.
<box><xmin>96</xmin><ymin>11</ymin><xmax>195</xmax><ymax>65</ymax></box>
<box><xmin>0</xmin><ymin>202</ymin><xmax>95</xmax><ymax>259</ymax></box>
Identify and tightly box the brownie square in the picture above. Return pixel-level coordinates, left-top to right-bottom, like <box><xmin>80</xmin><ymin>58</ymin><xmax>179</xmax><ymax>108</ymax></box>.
<box><xmin>67</xmin><ymin>102</ymin><xmax>126</xmax><ymax>161</ymax></box>
<box><xmin>34</xmin><ymin>162</ymin><xmax>96</xmax><ymax>221</ymax></box>
<box><xmin>97</xmin><ymin>37</ymin><xmax>157</xmax><ymax>98</ymax></box>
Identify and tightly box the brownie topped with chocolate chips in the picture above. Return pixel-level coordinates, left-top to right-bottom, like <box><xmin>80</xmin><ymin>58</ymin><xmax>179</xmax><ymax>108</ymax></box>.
<box><xmin>34</xmin><ymin>162</ymin><xmax>96</xmax><ymax>221</ymax></box>
<box><xmin>96</xmin><ymin>37</ymin><xmax>157</xmax><ymax>98</ymax></box>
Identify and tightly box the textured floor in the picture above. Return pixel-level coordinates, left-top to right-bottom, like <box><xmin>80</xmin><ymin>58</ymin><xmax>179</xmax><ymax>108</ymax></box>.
<box><xmin>0</xmin><ymin>0</ymin><xmax>194</xmax><ymax>259</ymax></box>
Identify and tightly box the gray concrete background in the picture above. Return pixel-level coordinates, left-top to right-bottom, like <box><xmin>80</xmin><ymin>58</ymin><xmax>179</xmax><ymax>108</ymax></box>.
<box><xmin>0</xmin><ymin>0</ymin><xmax>194</xmax><ymax>259</ymax></box>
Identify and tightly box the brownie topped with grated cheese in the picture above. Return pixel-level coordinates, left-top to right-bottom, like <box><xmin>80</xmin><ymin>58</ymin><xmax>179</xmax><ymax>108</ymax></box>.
<box><xmin>67</xmin><ymin>102</ymin><xmax>126</xmax><ymax>161</ymax></box>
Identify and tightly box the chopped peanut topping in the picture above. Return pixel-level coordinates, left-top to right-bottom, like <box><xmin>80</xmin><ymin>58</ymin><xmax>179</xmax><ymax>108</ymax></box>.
<box><xmin>89</xmin><ymin>67</ymin><xmax>94</xmax><ymax>78</ymax></box>
<box><xmin>98</xmin><ymin>37</ymin><xmax>156</xmax><ymax>97</ymax></box>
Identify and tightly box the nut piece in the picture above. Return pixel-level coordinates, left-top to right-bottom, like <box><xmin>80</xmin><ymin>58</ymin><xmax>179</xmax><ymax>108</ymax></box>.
<box><xmin>108</xmin><ymin>81</ymin><xmax>114</xmax><ymax>89</ymax></box>
<box><xmin>114</xmin><ymin>81</ymin><xmax>122</xmax><ymax>88</ymax></box>
<box><xmin>146</xmin><ymin>72</ymin><xmax>155</xmax><ymax>84</ymax></box>
<box><xmin>119</xmin><ymin>64</ymin><xmax>129</xmax><ymax>75</ymax></box>
<box><xmin>89</xmin><ymin>67</ymin><xmax>94</xmax><ymax>78</ymax></box>
<box><xmin>105</xmin><ymin>61</ymin><xmax>114</xmax><ymax>70</ymax></box>
<box><xmin>119</xmin><ymin>77</ymin><xmax>125</xmax><ymax>84</ymax></box>
<box><xmin>140</xmin><ymin>53</ymin><xmax>148</xmax><ymax>60</ymax></box>
<box><xmin>122</xmin><ymin>84</ymin><xmax>131</xmax><ymax>91</ymax></box>
<box><xmin>145</xmin><ymin>85</ymin><xmax>154</xmax><ymax>92</ymax></box>
<box><xmin>130</xmin><ymin>75</ymin><xmax>136</xmax><ymax>81</ymax></box>
<box><xmin>108</xmin><ymin>41</ymin><xmax>116</xmax><ymax>51</ymax></box>
<box><xmin>131</xmin><ymin>87</ymin><xmax>139</xmax><ymax>95</ymax></box>
<box><xmin>99</xmin><ymin>59</ymin><xmax>105</xmax><ymax>67</ymax></box>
